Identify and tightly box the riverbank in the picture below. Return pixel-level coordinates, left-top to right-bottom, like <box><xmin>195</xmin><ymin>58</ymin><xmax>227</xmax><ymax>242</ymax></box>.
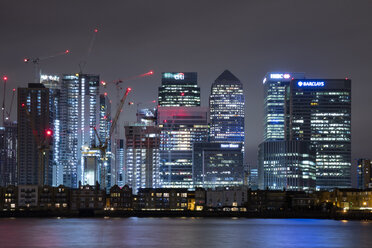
<box><xmin>1</xmin><ymin>210</ymin><xmax>371</xmax><ymax>220</ymax></box>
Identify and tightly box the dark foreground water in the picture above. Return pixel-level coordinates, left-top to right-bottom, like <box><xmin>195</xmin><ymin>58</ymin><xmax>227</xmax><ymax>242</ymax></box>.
<box><xmin>0</xmin><ymin>218</ymin><xmax>371</xmax><ymax>248</ymax></box>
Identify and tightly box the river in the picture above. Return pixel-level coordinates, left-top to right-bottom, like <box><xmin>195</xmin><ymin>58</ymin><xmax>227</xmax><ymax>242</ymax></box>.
<box><xmin>0</xmin><ymin>218</ymin><xmax>371</xmax><ymax>247</ymax></box>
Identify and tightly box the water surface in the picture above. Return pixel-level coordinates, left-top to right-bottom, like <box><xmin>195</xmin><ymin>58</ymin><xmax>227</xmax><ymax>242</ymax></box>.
<box><xmin>0</xmin><ymin>218</ymin><xmax>371</xmax><ymax>247</ymax></box>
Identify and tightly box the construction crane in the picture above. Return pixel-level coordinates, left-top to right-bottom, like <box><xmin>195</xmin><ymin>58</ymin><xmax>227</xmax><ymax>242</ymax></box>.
<box><xmin>90</xmin><ymin>87</ymin><xmax>131</xmax><ymax>189</ymax></box>
<box><xmin>2</xmin><ymin>76</ymin><xmax>8</xmax><ymax>125</ymax></box>
<box><xmin>24</xmin><ymin>49</ymin><xmax>70</xmax><ymax>83</ymax></box>
<box><xmin>21</xmin><ymin>103</ymin><xmax>53</xmax><ymax>186</ymax></box>
<box><xmin>5</xmin><ymin>88</ymin><xmax>16</xmax><ymax>121</ymax></box>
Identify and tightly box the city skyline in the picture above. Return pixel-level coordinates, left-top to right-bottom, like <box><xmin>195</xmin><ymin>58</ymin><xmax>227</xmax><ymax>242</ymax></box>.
<box><xmin>1</xmin><ymin>1</ymin><xmax>372</xmax><ymax>186</ymax></box>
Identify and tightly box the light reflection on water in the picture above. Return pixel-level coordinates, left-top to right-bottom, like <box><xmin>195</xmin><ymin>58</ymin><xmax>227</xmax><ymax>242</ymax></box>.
<box><xmin>0</xmin><ymin>218</ymin><xmax>371</xmax><ymax>248</ymax></box>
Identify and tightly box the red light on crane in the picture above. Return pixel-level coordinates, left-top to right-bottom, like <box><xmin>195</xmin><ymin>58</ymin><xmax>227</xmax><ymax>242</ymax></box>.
<box><xmin>104</xmin><ymin>92</ymin><xmax>108</xmax><ymax>96</ymax></box>
<box><xmin>45</xmin><ymin>129</ymin><xmax>53</xmax><ymax>136</ymax></box>
<box><xmin>127</xmin><ymin>87</ymin><xmax>132</xmax><ymax>91</ymax></box>
<box><xmin>24</xmin><ymin>58</ymin><xmax>30</xmax><ymax>63</ymax></box>
<box><xmin>152</xmin><ymin>100</ymin><xmax>156</xmax><ymax>103</ymax></box>
<box><xmin>94</xmin><ymin>28</ymin><xmax>98</xmax><ymax>33</ymax></box>
<box><xmin>181</xmin><ymin>92</ymin><xmax>185</xmax><ymax>96</ymax></box>
<box><xmin>3</xmin><ymin>76</ymin><xmax>8</xmax><ymax>81</ymax></box>
<box><xmin>149</xmin><ymin>70</ymin><xmax>154</xmax><ymax>75</ymax></box>
<box><xmin>65</xmin><ymin>49</ymin><xmax>70</xmax><ymax>54</ymax></box>
<box><xmin>21</xmin><ymin>103</ymin><xmax>25</xmax><ymax>107</ymax></box>
<box><xmin>13</xmin><ymin>88</ymin><xmax>16</xmax><ymax>92</ymax></box>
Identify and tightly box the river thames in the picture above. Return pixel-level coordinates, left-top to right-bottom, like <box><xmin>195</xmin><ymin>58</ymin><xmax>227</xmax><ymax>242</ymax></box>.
<box><xmin>0</xmin><ymin>218</ymin><xmax>371</xmax><ymax>247</ymax></box>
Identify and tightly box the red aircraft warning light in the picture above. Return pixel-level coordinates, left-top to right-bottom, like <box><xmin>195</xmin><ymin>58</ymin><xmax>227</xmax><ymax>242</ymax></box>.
<box><xmin>65</xmin><ymin>50</ymin><xmax>70</xmax><ymax>54</ymax></box>
<box><xmin>94</xmin><ymin>28</ymin><xmax>98</xmax><ymax>33</ymax></box>
<box><xmin>181</xmin><ymin>92</ymin><xmax>185</xmax><ymax>96</ymax></box>
<box><xmin>3</xmin><ymin>76</ymin><xmax>8</xmax><ymax>81</ymax></box>
<box><xmin>21</xmin><ymin>103</ymin><xmax>25</xmax><ymax>107</ymax></box>
<box><xmin>45</xmin><ymin>129</ymin><xmax>53</xmax><ymax>136</ymax></box>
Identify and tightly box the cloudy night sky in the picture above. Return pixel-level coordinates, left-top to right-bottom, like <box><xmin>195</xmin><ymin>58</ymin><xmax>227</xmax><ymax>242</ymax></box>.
<box><xmin>1</xmin><ymin>0</ymin><xmax>372</xmax><ymax>183</ymax></box>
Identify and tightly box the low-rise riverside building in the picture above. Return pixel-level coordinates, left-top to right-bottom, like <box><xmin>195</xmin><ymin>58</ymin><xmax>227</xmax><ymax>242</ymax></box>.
<box><xmin>18</xmin><ymin>185</ymin><xmax>38</xmax><ymax>209</ymax></box>
<box><xmin>70</xmin><ymin>183</ymin><xmax>105</xmax><ymax>211</ymax></box>
<box><xmin>108</xmin><ymin>185</ymin><xmax>133</xmax><ymax>210</ymax></box>
<box><xmin>136</xmin><ymin>188</ymin><xmax>193</xmax><ymax>211</ymax></box>
<box><xmin>205</xmin><ymin>187</ymin><xmax>247</xmax><ymax>210</ymax></box>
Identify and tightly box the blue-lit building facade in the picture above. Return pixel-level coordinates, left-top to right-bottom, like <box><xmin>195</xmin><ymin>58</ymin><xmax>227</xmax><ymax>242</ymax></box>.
<box><xmin>0</xmin><ymin>121</ymin><xmax>17</xmax><ymax>187</ymax></box>
<box><xmin>60</xmin><ymin>74</ymin><xmax>100</xmax><ymax>188</ymax></box>
<box><xmin>258</xmin><ymin>141</ymin><xmax>316</xmax><ymax>191</ymax></box>
<box><xmin>209</xmin><ymin>70</ymin><xmax>244</xmax><ymax>144</ymax></box>
<box><xmin>286</xmin><ymin>79</ymin><xmax>351</xmax><ymax>190</ymax></box>
<box><xmin>115</xmin><ymin>139</ymin><xmax>125</xmax><ymax>187</ymax></box>
<box><xmin>158</xmin><ymin>72</ymin><xmax>200</xmax><ymax>107</ymax></box>
<box><xmin>263</xmin><ymin>72</ymin><xmax>305</xmax><ymax>140</ymax></box>
<box><xmin>158</xmin><ymin>107</ymin><xmax>209</xmax><ymax>188</ymax></box>
<box><xmin>193</xmin><ymin>142</ymin><xmax>244</xmax><ymax>188</ymax></box>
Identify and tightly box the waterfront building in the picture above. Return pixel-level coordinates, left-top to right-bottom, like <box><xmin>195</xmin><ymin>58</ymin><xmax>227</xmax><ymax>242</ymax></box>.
<box><xmin>357</xmin><ymin>159</ymin><xmax>372</xmax><ymax>189</ymax></box>
<box><xmin>18</xmin><ymin>185</ymin><xmax>39</xmax><ymax>208</ymax></box>
<box><xmin>193</xmin><ymin>142</ymin><xmax>244</xmax><ymax>188</ymax></box>
<box><xmin>209</xmin><ymin>70</ymin><xmax>244</xmax><ymax>144</ymax></box>
<box><xmin>158</xmin><ymin>107</ymin><xmax>209</xmax><ymax>188</ymax></box>
<box><xmin>258</xmin><ymin>141</ymin><xmax>316</xmax><ymax>191</ymax></box>
<box><xmin>205</xmin><ymin>186</ymin><xmax>247</xmax><ymax>209</ymax></box>
<box><xmin>286</xmin><ymin>79</ymin><xmax>351</xmax><ymax>190</ymax></box>
<box><xmin>124</xmin><ymin>125</ymin><xmax>161</xmax><ymax>193</ymax></box>
<box><xmin>0</xmin><ymin>121</ymin><xmax>17</xmax><ymax>187</ymax></box>
<box><xmin>18</xmin><ymin>83</ymin><xmax>55</xmax><ymax>186</ymax></box>
<box><xmin>70</xmin><ymin>182</ymin><xmax>105</xmax><ymax>210</ymax></box>
<box><xmin>109</xmin><ymin>185</ymin><xmax>133</xmax><ymax>210</ymax></box>
<box><xmin>158</xmin><ymin>72</ymin><xmax>200</xmax><ymax>107</ymax></box>
<box><xmin>60</xmin><ymin>74</ymin><xmax>100</xmax><ymax>188</ymax></box>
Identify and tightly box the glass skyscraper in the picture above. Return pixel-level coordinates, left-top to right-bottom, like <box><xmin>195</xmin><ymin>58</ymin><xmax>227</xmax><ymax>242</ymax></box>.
<box><xmin>158</xmin><ymin>72</ymin><xmax>200</xmax><ymax>107</ymax></box>
<box><xmin>263</xmin><ymin>72</ymin><xmax>305</xmax><ymax>141</ymax></box>
<box><xmin>158</xmin><ymin>107</ymin><xmax>209</xmax><ymax>188</ymax></box>
<box><xmin>286</xmin><ymin>79</ymin><xmax>351</xmax><ymax>190</ymax></box>
<box><xmin>60</xmin><ymin>74</ymin><xmax>100</xmax><ymax>188</ymax></box>
<box><xmin>209</xmin><ymin>70</ymin><xmax>244</xmax><ymax>144</ymax></box>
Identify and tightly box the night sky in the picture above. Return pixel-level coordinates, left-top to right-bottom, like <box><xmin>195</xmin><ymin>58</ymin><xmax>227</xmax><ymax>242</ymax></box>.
<box><xmin>1</xmin><ymin>0</ymin><xmax>372</xmax><ymax>184</ymax></box>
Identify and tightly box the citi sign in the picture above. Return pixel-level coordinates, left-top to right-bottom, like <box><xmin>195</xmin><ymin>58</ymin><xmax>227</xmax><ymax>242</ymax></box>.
<box><xmin>297</xmin><ymin>81</ymin><xmax>325</xmax><ymax>87</ymax></box>
<box><xmin>163</xmin><ymin>72</ymin><xmax>185</xmax><ymax>80</ymax></box>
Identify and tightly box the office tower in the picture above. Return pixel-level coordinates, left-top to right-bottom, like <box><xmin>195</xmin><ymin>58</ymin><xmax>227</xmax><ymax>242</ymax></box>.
<box><xmin>115</xmin><ymin>139</ymin><xmax>125</xmax><ymax>187</ymax></box>
<box><xmin>286</xmin><ymin>79</ymin><xmax>351</xmax><ymax>189</ymax></box>
<box><xmin>259</xmin><ymin>72</ymin><xmax>316</xmax><ymax>191</ymax></box>
<box><xmin>60</xmin><ymin>74</ymin><xmax>100</xmax><ymax>188</ymax></box>
<box><xmin>193</xmin><ymin>142</ymin><xmax>244</xmax><ymax>188</ymax></box>
<box><xmin>258</xmin><ymin>141</ymin><xmax>316</xmax><ymax>191</ymax></box>
<box><xmin>158</xmin><ymin>107</ymin><xmax>209</xmax><ymax>188</ymax></box>
<box><xmin>357</xmin><ymin>159</ymin><xmax>372</xmax><ymax>189</ymax></box>
<box><xmin>209</xmin><ymin>70</ymin><xmax>245</xmax><ymax>144</ymax></box>
<box><xmin>0</xmin><ymin>121</ymin><xmax>17</xmax><ymax>186</ymax></box>
<box><xmin>263</xmin><ymin>72</ymin><xmax>305</xmax><ymax>141</ymax></box>
<box><xmin>18</xmin><ymin>83</ymin><xmax>55</xmax><ymax>186</ymax></box>
<box><xmin>158</xmin><ymin>72</ymin><xmax>200</xmax><ymax>107</ymax></box>
<box><xmin>124</xmin><ymin>125</ymin><xmax>160</xmax><ymax>193</ymax></box>
<box><xmin>40</xmin><ymin>74</ymin><xmax>62</xmax><ymax>186</ymax></box>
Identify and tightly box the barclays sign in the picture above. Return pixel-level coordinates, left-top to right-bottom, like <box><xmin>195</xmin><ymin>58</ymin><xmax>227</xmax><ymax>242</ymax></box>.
<box><xmin>297</xmin><ymin>81</ymin><xmax>325</xmax><ymax>87</ymax></box>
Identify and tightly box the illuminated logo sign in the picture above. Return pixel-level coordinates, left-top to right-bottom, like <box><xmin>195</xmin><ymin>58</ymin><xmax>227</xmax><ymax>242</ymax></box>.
<box><xmin>220</xmin><ymin>144</ymin><xmax>239</xmax><ymax>149</ymax></box>
<box><xmin>270</xmin><ymin>73</ymin><xmax>291</xmax><ymax>79</ymax></box>
<box><xmin>163</xmin><ymin>73</ymin><xmax>185</xmax><ymax>80</ymax></box>
<box><xmin>297</xmin><ymin>81</ymin><xmax>325</xmax><ymax>87</ymax></box>
<box><xmin>40</xmin><ymin>75</ymin><xmax>60</xmax><ymax>81</ymax></box>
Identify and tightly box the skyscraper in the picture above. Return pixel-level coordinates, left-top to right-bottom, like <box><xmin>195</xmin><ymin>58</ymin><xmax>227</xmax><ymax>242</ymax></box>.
<box><xmin>286</xmin><ymin>79</ymin><xmax>352</xmax><ymax>190</ymax></box>
<box><xmin>158</xmin><ymin>107</ymin><xmax>209</xmax><ymax>188</ymax></box>
<box><xmin>263</xmin><ymin>72</ymin><xmax>305</xmax><ymax>141</ymax></box>
<box><xmin>60</xmin><ymin>74</ymin><xmax>100</xmax><ymax>188</ymax></box>
<box><xmin>0</xmin><ymin>121</ymin><xmax>17</xmax><ymax>187</ymax></box>
<box><xmin>158</xmin><ymin>72</ymin><xmax>200</xmax><ymax>107</ymax></box>
<box><xmin>209</xmin><ymin>70</ymin><xmax>244</xmax><ymax>144</ymax></box>
<box><xmin>18</xmin><ymin>83</ymin><xmax>54</xmax><ymax>186</ymax></box>
<box><xmin>259</xmin><ymin>72</ymin><xmax>317</xmax><ymax>191</ymax></box>
<box><xmin>124</xmin><ymin>125</ymin><xmax>161</xmax><ymax>193</ymax></box>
